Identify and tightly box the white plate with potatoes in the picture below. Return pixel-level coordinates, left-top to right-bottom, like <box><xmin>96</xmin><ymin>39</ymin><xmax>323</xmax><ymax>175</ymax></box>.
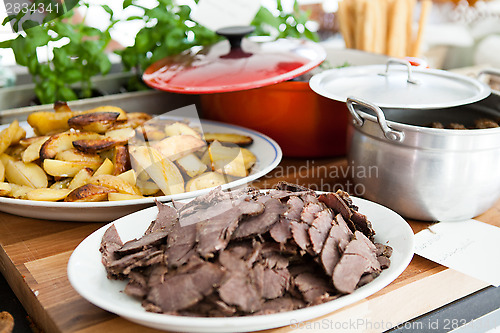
<box><xmin>0</xmin><ymin>107</ymin><xmax>282</xmax><ymax>222</ymax></box>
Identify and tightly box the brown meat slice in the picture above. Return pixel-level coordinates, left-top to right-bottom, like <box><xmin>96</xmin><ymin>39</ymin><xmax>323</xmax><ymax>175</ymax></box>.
<box><xmin>124</xmin><ymin>271</ymin><xmax>148</xmax><ymax>298</ymax></box>
<box><xmin>375</xmin><ymin>243</ymin><xmax>393</xmax><ymax>257</ymax></box>
<box><xmin>146</xmin><ymin>260</ymin><xmax>224</xmax><ymax>312</ymax></box>
<box><xmin>257</xmin><ymin>296</ymin><xmax>305</xmax><ymax>315</ymax></box>
<box><xmin>351</xmin><ymin>210</ymin><xmax>375</xmax><ymax>241</ymax></box>
<box><xmin>301</xmin><ymin>193</ymin><xmax>319</xmax><ymax>204</ymax></box>
<box><xmin>290</xmin><ymin>221</ymin><xmax>310</xmax><ymax>251</ymax></box>
<box><xmin>196</xmin><ymin>201</ymin><xmax>263</xmax><ymax>258</ymax></box>
<box><xmin>107</xmin><ymin>248</ymin><xmax>163</xmax><ymax>276</ymax></box>
<box><xmin>284</xmin><ymin>196</ymin><xmax>304</xmax><ymax>221</ymax></box>
<box><xmin>300</xmin><ymin>202</ymin><xmax>323</xmax><ymax>225</ymax></box>
<box><xmin>309</xmin><ymin>209</ymin><xmax>334</xmax><ymax>254</ymax></box>
<box><xmin>262</xmin><ymin>267</ymin><xmax>290</xmax><ymax>299</ymax></box>
<box><xmin>318</xmin><ymin>192</ymin><xmax>353</xmax><ymax>221</ymax></box>
<box><xmin>166</xmin><ymin>221</ymin><xmax>197</xmax><ymax>268</ymax></box>
<box><xmin>100</xmin><ymin>224</ymin><xmax>123</xmax><ymax>269</ymax></box>
<box><xmin>274</xmin><ymin>181</ymin><xmax>310</xmax><ymax>192</ymax></box>
<box><xmin>145</xmin><ymin>201</ymin><xmax>178</xmax><ymax>235</ymax></box>
<box><xmin>294</xmin><ymin>272</ymin><xmax>332</xmax><ymax>303</ymax></box>
<box><xmin>378</xmin><ymin>256</ymin><xmax>391</xmax><ymax>269</ymax></box>
<box><xmin>232</xmin><ymin>198</ymin><xmax>284</xmax><ymax>239</ymax></box>
<box><xmin>116</xmin><ymin>231</ymin><xmax>168</xmax><ymax>255</ymax></box>
<box><xmin>332</xmin><ymin>231</ymin><xmax>381</xmax><ymax>294</ymax></box>
<box><xmin>269</xmin><ymin>217</ymin><xmax>292</xmax><ymax>243</ymax></box>
<box><xmin>320</xmin><ymin>214</ymin><xmax>353</xmax><ymax>276</ymax></box>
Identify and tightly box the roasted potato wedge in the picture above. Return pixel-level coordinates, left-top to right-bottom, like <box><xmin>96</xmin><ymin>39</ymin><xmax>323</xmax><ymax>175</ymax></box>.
<box><xmin>90</xmin><ymin>174</ymin><xmax>141</xmax><ymax>195</ymax></box>
<box><xmin>68</xmin><ymin>167</ymin><xmax>94</xmax><ymax>190</ymax></box>
<box><xmin>0</xmin><ymin>182</ymin><xmax>11</xmax><ymax>196</ymax></box>
<box><xmin>11</xmin><ymin>125</ymin><xmax>26</xmax><ymax>145</ymax></box>
<box><xmin>65</xmin><ymin>184</ymin><xmax>116</xmax><ymax>202</ymax></box>
<box><xmin>164</xmin><ymin>122</ymin><xmax>201</xmax><ymax>138</ymax></box>
<box><xmin>241</xmin><ymin>148</ymin><xmax>257</xmax><ymax>170</ymax></box>
<box><xmin>22</xmin><ymin>136</ymin><xmax>50</xmax><ymax>163</ymax></box>
<box><xmin>5</xmin><ymin>160</ymin><xmax>48</xmax><ymax>188</ymax></box>
<box><xmin>9</xmin><ymin>184</ymin><xmax>33</xmax><ymax>199</ymax></box>
<box><xmin>55</xmin><ymin>148</ymin><xmax>103</xmax><ymax>164</ymax></box>
<box><xmin>208</xmin><ymin>141</ymin><xmax>247</xmax><ymax>178</ymax></box>
<box><xmin>108</xmin><ymin>193</ymin><xmax>144</xmax><ymax>201</ymax></box>
<box><xmin>203</xmin><ymin>133</ymin><xmax>253</xmax><ymax>146</ymax></box>
<box><xmin>136</xmin><ymin>124</ymin><xmax>166</xmax><ymax>141</ymax></box>
<box><xmin>40</xmin><ymin>132</ymin><xmax>101</xmax><ymax>159</ymax></box>
<box><xmin>82</xmin><ymin>106</ymin><xmax>127</xmax><ymax>121</ymax></box>
<box><xmin>73</xmin><ymin>128</ymin><xmax>134</xmax><ymax>153</ymax></box>
<box><xmin>176</xmin><ymin>154</ymin><xmax>207</xmax><ymax>178</ymax></box>
<box><xmin>27</xmin><ymin>111</ymin><xmax>79</xmax><ymax>135</ymax></box>
<box><xmin>112</xmin><ymin>145</ymin><xmax>131</xmax><ymax>175</ymax></box>
<box><xmin>43</xmin><ymin>159</ymin><xmax>101</xmax><ymax>177</ymax></box>
<box><xmin>154</xmin><ymin>135</ymin><xmax>206</xmax><ymax>161</ymax></box>
<box><xmin>185</xmin><ymin>172</ymin><xmax>228</xmax><ymax>192</ymax></box>
<box><xmin>68</xmin><ymin>112</ymin><xmax>120</xmax><ymax>133</ymax></box>
<box><xmin>50</xmin><ymin>178</ymin><xmax>71</xmax><ymax>189</ymax></box>
<box><xmin>112</xmin><ymin>112</ymin><xmax>151</xmax><ymax>129</ymax></box>
<box><xmin>0</xmin><ymin>119</ymin><xmax>21</xmax><ymax>155</ymax></box>
<box><xmin>26</xmin><ymin>188</ymin><xmax>71</xmax><ymax>201</ymax></box>
<box><xmin>92</xmin><ymin>158</ymin><xmax>114</xmax><ymax>176</ymax></box>
<box><xmin>0</xmin><ymin>159</ymin><xmax>4</xmax><ymax>182</ymax></box>
<box><xmin>53</xmin><ymin>101</ymin><xmax>72</xmax><ymax>113</ymax></box>
<box><xmin>129</xmin><ymin>146</ymin><xmax>184</xmax><ymax>195</ymax></box>
<box><xmin>136</xmin><ymin>179</ymin><xmax>160</xmax><ymax>196</ymax></box>
<box><xmin>117</xmin><ymin>169</ymin><xmax>136</xmax><ymax>186</ymax></box>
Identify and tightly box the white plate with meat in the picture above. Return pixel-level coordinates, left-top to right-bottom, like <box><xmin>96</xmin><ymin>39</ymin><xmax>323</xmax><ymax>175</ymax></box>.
<box><xmin>0</xmin><ymin>119</ymin><xmax>282</xmax><ymax>222</ymax></box>
<box><xmin>67</xmin><ymin>187</ymin><xmax>414</xmax><ymax>332</ymax></box>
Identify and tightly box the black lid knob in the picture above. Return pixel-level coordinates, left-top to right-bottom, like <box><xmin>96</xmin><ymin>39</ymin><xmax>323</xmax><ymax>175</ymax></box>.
<box><xmin>216</xmin><ymin>26</ymin><xmax>255</xmax><ymax>50</ymax></box>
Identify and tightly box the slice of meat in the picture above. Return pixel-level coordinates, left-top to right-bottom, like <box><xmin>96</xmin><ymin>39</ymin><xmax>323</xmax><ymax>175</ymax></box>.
<box><xmin>269</xmin><ymin>217</ymin><xmax>292</xmax><ymax>243</ymax></box>
<box><xmin>320</xmin><ymin>214</ymin><xmax>353</xmax><ymax>276</ymax></box>
<box><xmin>166</xmin><ymin>221</ymin><xmax>197</xmax><ymax>268</ymax></box>
<box><xmin>196</xmin><ymin>201</ymin><xmax>263</xmax><ymax>258</ymax></box>
<box><xmin>124</xmin><ymin>271</ymin><xmax>148</xmax><ymax>298</ymax></box>
<box><xmin>357</xmin><ymin>272</ymin><xmax>380</xmax><ymax>287</ymax></box>
<box><xmin>100</xmin><ymin>224</ymin><xmax>123</xmax><ymax>269</ymax></box>
<box><xmin>294</xmin><ymin>272</ymin><xmax>332</xmax><ymax>303</ymax></box>
<box><xmin>318</xmin><ymin>192</ymin><xmax>353</xmax><ymax>221</ymax></box>
<box><xmin>375</xmin><ymin>243</ymin><xmax>393</xmax><ymax>257</ymax></box>
<box><xmin>262</xmin><ymin>267</ymin><xmax>290</xmax><ymax>299</ymax></box>
<box><xmin>257</xmin><ymin>296</ymin><xmax>300</xmax><ymax>315</ymax></box>
<box><xmin>378</xmin><ymin>256</ymin><xmax>391</xmax><ymax>269</ymax></box>
<box><xmin>283</xmin><ymin>196</ymin><xmax>304</xmax><ymax>221</ymax></box>
<box><xmin>146</xmin><ymin>260</ymin><xmax>224</xmax><ymax>312</ymax></box>
<box><xmin>290</xmin><ymin>221</ymin><xmax>310</xmax><ymax>251</ymax></box>
<box><xmin>107</xmin><ymin>248</ymin><xmax>163</xmax><ymax>276</ymax></box>
<box><xmin>300</xmin><ymin>202</ymin><xmax>323</xmax><ymax>225</ymax></box>
<box><xmin>309</xmin><ymin>209</ymin><xmax>334</xmax><ymax>254</ymax></box>
<box><xmin>336</xmin><ymin>190</ymin><xmax>358</xmax><ymax>211</ymax></box>
<box><xmin>274</xmin><ymin>181</ymin><xmax>310</xmax><ymax>192</ymax></box>
<box><xmin>116</xmin><ymin>231</ymin><xmax>168</xmax><ymax>255</ymax></box>
<box><xmin>145</xmin><ymin>201</ymin><xmax>178</xmax><ymax>235</ymax></box>
<box><xmin>301</xmin><ymin>193</ymin><xmax>319</xmax><ymax>204</ymax></box>
<box><xmin>219</xmin><ymin>273</ymin><xmax>262</xmax><ymax>313</ymax></box>
<box><xmin>351</xmin><ymin>210</ymin><xmax>375</xmax><ymax>240</ymax></box>
<box><xmin>232</xmin><ymin>198</ymin><xmax>284</xmax><ymax>239</ymax></box>
<box><xmin>332</xmin><ymin>231</ymin><xmax>381</xmax><ymax>294</ymax></box>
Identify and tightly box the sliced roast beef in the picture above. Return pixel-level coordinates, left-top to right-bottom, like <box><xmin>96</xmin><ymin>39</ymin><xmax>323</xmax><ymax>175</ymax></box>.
<box><xmin>166</xmin><ymin>221</ymin><xmax>197</xmax><ymax>268</ymax></box>
<box><xmin>283</xmin><ymin>196</ymin><xmax>304</xmax><ymax>221</ymax></box>
<box><xmin>301</xmin><ymin>193</ymin><xmax>319</xmax><ymax>204</ymax></box>
<box><xmin>107</xmin><ymin>248</ymin><xmax>163</xmax><ymax>276</ymax></box>
<box><xmin>309</xmin><ymin>209</ymin><xmax>334</xmax><ymax>254</ymax></box>
<box><xmin>124</xmin><ymin>271</ymin><xmax>148</xmax><ymax>298</ymax></box>
<box><xmin>100</xmin><ymin>224</ymin><xmax>123</xmax><ymax>270</ymax></box>
<box><xmin>320</xmin><ymin>214</ymin><xmax>353</xmax><ymax>276</ymax></box>
<box><xmin>375</xmin><ymin>243</ymin><xmax>393</xmax><ymax>257</ymax></box>
<box><xmin>146</xmin><ymin>260</ymin><xmax>224</xmax><ymax>312</ymax></box>
<box><xmin>378</xmin><ymin>256</ymin><xmax>391</xmax><ymax>269</ymax></box>
<box><xmin>332</xmin><ymin>231</ymin><xmax>381</xmax><ymax>294</ymax></box>
<box><xmin>300</xmin><ymin>202</ymin><xmax>324</xmax><ymax>225</ymax></box>
<box><xmin>232</xmin><ymin>198</ymin><xmax>284</xmax><ymax>239</ymax></box>
<box><xmin>274</xmin><ymin>181</ymin><xmax>310</xmax><ymax>192</ymax></box>
<box><xmin>294</xmin><ymin>272</ymin><xmax>332</xmax><ymax>303</ymax></box>
<box><xmin>145</xmin><ymin>201</ymin><xmax>178</xmax><ymax>235</ymax></box>
<box><xmin>269</xmin><ymin>217</ymin><xmax>292</xmax><ymax>243</ymax></box>
<box><xmin>351</xmin><ymin>210</ymin><xmax>375</xmax><ymax>241</ymax></box>
<box><xmin>262</xmin><ymin>267</ymin><xmax>290</xmax><ymax>299</ymax></box>
<box><xmin>290</xmin><ymin>221</ymin><xmax>310</xmax><ymax>251</ymax></box>
<box><xmin>318</xmin><ymin>192</ymin><xmax>352</xmax><ymax>221</ymax></box>
<box><xmin>219</xmin><ymin>271</ymin><xmax>263</xmax><ymax>313</ymax></box>
<box><xmin>116</xmin><ymin>231</ymin><xmax>168</xmax><ymax>255</ymax></box>
<box><xmin>257</xmin><ymin>296</ymin><xmax>304</xmax><ymax>315</ymax></box>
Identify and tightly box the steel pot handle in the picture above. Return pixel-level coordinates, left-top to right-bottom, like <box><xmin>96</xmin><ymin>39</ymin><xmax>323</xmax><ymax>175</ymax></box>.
<box><xmin>346</xmin><ymin>97</ymin><xmax>405</xmax><ymax>142</ymax></box>
<box><xmin>379</xmin><ymin>58</ymin><xmax>419</xmax><ymax>85</ymax></box>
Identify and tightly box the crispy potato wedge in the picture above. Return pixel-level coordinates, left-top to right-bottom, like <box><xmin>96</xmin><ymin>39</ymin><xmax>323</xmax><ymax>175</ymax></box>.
<box><xmin>55</xmin><ymin>148</ymin><xmax>103</xmax><ymax>164</ymax></box>
<box><xmin>241</xmin><ymin>148</ymin><xmax>257</xmax><ymax>170</ymax></box>
<box><xmin>83</xmin><ymin>106</ymin><xmax>127</xmax><ymax>121</ymax></box>
<box><xmin>50</xmin><ymin>178</ymin><xmax>71</xmax><ymax>189</ymax></box>
<box><xmin>0</xmin><ymin>182</ymin><xmax>11</xmax><ymax>196</ymax></box>
<box><xmin>68</xmin><ymin>112</ymin><xmax>120</xmax><ymax>133</ymax></box>
<box><xmin>27</xmin><ymin>111</ymin><xmax>78</xmax><ymax>135</ymax></box>
<box><xmin>5</xmin><ymin>144</ymin><xmax>25</xmax><ymax>160</ymax></box>
<box><xmin>40</xmin><ymin>132</ymin><xmax>101</xmax><ymax>159</ymax></box>
<box><xmin>43</xmin><ymin>159</ymin><xmax>101</xmax><ymax>177</ymax></box>
<box><xmin>73</xmin><ymin>128</ymin><xmax>134</xmax><ymax>153</ymax></box>
<box><xmin>65</xmin><ymin>184</ymin><xmax>116</xmax><ymax>202</ymax></box>
<box><xmin>136</xmin><ymin>179</ymin><xmax>160</xmax><ymax>196</ymax></box>
<box><xmin>136</xmin><ymin>124</ymin><xmax>166</xmax><ymax>141</ymax></box>
<box><xmin>19</xmin><ymin>136</ymin><xmax>46</xmax><ymax>148</ymax></box>
<box><xmin>176</xmin><ymin>154</ymin><xmax>207</xmax><ymax>178</ymax></box>
<box><xmin>54</xmin><ymin>101</ymin><xmax>72</xmax><ymax>113</ymax></box>
<box><xmin>69</xmin><ymin>167</ymin><xmax>94</xmax><ymax>190</ymax></box>
<box><xmin>11</xmin><ymin>125</ymin><xmax>26</xmax><ymax>145</ymax></box>
<box><xmin>108</xmin><ymin>192</ymin><xmax>144</xmax><ymax>201</ymax></box>
<box><xmin>111</xmin><ymin>112</ymin><xmax>151</xmax><ymax>129</ymax></box>
<box><xmin>9</xmin><ymin>184</ymin><xmax>33</xmax><ymax>199</ymax></box>
<box><xmin>0</xmin><ymin>119</ymin><xmax>21</xmax><ymax>155</ymax></box>
<box><xmin>26</xmin><ymin>188</ymin><xmax>71</xmax><ymax>201</ymax></box>
<box><xmin>0</xmin><ymin>159</ymin><xmax>4</xmax><ymax>182</ymax></box>
<box><xmin>93</xmin><ymin>158</ymin><xmax>114</xmax><ymax>176</ymax></box>
<box><xmin>112</xmin><ymin>145</ymin><xmax>131</xmax><ymax>175</ymax></box>
<box><xmin>117</xmin><ymin>169</ymin><xmax>136</xmax><ymax>186</ymax></box>
<box><xmin>129</xmin><ymin>146</ymin><xmax>184</xmax><ymax>195</ymax></box>
<box><xmin>208</xmin><ymin>141</ymin><xmax>247</xmax><ymax>178</ymax></box>
<box><xmin>154</xmin><ymin>135</ymin><xmax>206</xmax><ymax>161</ymax></box>
<box><xmin>203</xmin><ymin>133</ymin><xmax>253</xmax><ymax>146</ymax></box>
<box><xmin>22</xmin><ymin>136</ymin><xmax>50</xmax><ymax>163</ymax></box>
<box><xmin>90</xmin><ymin>174</ymin><xmax>141</xmax><ymax>195</ymax></box>
<box><xmin>5</xmin><ymin>160</ymin><xmax>48</xmax><ymax>188</ymax></box>
<box><xmin>164</xmin><ymin>122</ymin><xmax>201</xmax><ymax>138</ymax></box>
<box><xmin>185</xmin><ymin>172</ymin><xmax>228</xmax><ymax>192</ymax></box>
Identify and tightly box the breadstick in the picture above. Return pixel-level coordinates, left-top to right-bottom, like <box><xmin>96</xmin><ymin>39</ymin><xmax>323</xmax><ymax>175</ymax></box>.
<box><xmin>406</xmin><ymin>0</ymin><xmax>416</xmax><ymax>56</ymax></box>
<box><xmin>412</xmin><ymin>0</ymin><xmax>432</xmax><ymax>57</ymax></box>
<box><xmin>387</xmin><ymin>0</ymin><xmax>407</xmax><ymax>57</ymax></box>
<box><xmin>374</xmin><ymin>0</ymin><xmax>388</xmax><ymax>54</ymax></box>
<box><xmin>338</xmin><ymin>1</ymin><xmax>353</xmax><ymax>48</ymax></box>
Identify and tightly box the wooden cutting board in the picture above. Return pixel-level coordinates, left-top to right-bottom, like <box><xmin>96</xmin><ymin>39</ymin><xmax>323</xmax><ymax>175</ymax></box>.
<box><xmin>0</xmin><ymin>157</ymin><xmax>496</xmax><ymax>333</ymax></box>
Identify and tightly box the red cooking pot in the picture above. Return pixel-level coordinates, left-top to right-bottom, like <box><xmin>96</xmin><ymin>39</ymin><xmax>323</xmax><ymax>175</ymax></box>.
<box><xmin>143</xmin><ymin>26</ymin><xmax>347</xmax><ymax>157</ymax></box>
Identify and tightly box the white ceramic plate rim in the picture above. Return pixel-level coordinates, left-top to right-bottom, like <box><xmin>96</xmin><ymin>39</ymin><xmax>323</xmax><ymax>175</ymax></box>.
<box><xmin>67</xmin><ymin>195</ymin><xmax>415</xmax><ymax>332</ymax></box>
<box><xmin>0</xmin><ymin>119</ymin><xmax>282</xmax><ymax>209</ymax></box>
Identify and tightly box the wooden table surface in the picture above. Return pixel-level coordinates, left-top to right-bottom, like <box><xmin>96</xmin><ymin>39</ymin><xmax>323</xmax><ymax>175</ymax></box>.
<box><xmin>0</xmin><ymin>157</ymin><xmax>496</xmax><ymax>333</ymax></box>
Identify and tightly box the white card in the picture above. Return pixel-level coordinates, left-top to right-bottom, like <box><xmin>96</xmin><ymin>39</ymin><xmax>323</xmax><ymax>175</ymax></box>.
<box><xmin>191</xmin><ymin>0</ymin><xmax>261</xmax><ymax>32</ymax></box>
<box><xmin>415</xmin><ymin>219</ymin><xmax>500</xmax><ymax>287</ymax></box>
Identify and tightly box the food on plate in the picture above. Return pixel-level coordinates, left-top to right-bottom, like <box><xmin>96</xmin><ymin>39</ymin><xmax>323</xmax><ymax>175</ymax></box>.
<box><xmin>100</xmin><ymin>182</ymin><xmax>392</xmax><ymax>316</ymax></box>
<box><xmin>428</xmin><ymin>117</ymin><xmax>500</xmax><ymax>130</ymax></box>
<box><xmin>0</xmin><ymin>102</ymin><xmax>257</xmax><ymax>202</ymax></box>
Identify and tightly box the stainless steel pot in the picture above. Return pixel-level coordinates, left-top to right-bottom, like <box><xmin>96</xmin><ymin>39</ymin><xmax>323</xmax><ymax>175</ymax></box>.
<box><xmin>310</xmin><ymin>59</ymin><xmax>500</xmax><ymax>221</ymax></box>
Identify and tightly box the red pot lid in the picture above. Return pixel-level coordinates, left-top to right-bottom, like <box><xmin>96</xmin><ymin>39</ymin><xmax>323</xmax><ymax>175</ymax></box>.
<box><xmin>142</xmin><ymin>26</ymin><xmax>326</xmax><ymax>94</ymax></box>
